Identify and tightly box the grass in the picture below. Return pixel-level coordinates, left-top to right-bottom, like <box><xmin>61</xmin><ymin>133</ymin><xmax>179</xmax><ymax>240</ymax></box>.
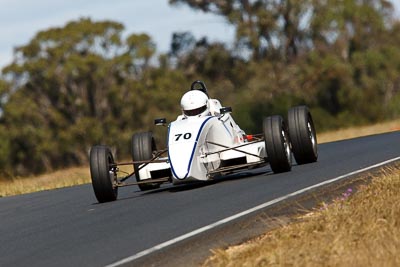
<box><xmin>0</xmin><ymin>167</ymin><xmax>91</xmax><ymax>197</ymax></box>
<box><xmin>0</xmin><ymin>118</ymin><xmax>398</xmax><ymax>197</ymax></box>
<box><xmin>202</xmin><ymin>165</ymin><xmax>400</xmax><ymax>267</ymax></box>
<box><xmin>317</xmin><ymin>118</ymin><xmax>400</xmax><ymax>143</ymax></box>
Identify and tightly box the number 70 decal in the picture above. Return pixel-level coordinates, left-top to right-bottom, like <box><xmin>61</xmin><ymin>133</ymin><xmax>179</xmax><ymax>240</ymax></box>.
<box><xmin>175</xmin><ymin>132</ymin><xmax>192</xmax><ymax>141</ymax></box>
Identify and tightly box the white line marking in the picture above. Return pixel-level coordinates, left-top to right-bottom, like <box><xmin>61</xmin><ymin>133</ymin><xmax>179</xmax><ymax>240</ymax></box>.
<box><xmin>106</xmin><ymin>156</ymin><xmax>400</xmax><ymax>267</ymax></box>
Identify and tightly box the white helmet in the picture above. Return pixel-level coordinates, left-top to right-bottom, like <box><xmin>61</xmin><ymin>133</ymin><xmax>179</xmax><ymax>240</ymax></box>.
<box><xmin>180</xmin><ymin>90</ymin><xmax>210</xmax><ymax>117</ymax></box>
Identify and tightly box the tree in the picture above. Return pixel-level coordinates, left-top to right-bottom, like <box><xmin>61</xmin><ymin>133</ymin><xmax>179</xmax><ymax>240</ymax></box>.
<box><xmin>170</xmin><ymin>0</ymin><xmax>313</xmax><ymax>61</ymax></box>
<box><xmin>0</xmin><ymin>18</ymin><xmax>158</xmax><ymax>175</ymax></box>
<box><xmin>310</xmin><ymin>0</ymin><xmax>394</xmax><ymax>59</ymax></box>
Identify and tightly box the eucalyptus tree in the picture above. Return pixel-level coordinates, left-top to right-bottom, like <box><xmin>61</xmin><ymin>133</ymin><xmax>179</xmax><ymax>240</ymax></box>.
<box><xmin>0</xmin><ymin>18</ymin><xmax>157</xmax><ymax>175</ymax></box>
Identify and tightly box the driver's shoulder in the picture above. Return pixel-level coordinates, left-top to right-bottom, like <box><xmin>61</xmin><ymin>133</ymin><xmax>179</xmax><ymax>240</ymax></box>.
<box><xmin>208</xmin><ymin>98</ymin><xmax>222</xmax><ymax>116</ymax></box>
<box><xmin>209</xmin><ymin>98</ymin><xmax>222</xmax><ymax>106</ymax></box>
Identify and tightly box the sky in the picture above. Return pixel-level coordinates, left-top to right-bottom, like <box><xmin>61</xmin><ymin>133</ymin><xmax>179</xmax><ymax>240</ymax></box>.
<box><xmin>0</xmin><ymin>0</ymin><xmax>399</xmax><ymax>70</ymax></box>
<box><xmin>0</xmin><ymin>0</ymin><xmax>235</xmax><ymax>69</ymax></box>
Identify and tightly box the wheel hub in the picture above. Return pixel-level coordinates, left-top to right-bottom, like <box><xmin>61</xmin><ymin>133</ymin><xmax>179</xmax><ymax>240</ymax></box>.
<box><xmin>307</xmin><ymin>122</ymin><xmax>317</xmax><ymax>154</ymax></box>
<box><xmin>282</xmin><ymin>129</ymin><xmax>291</xmax><ymax>163</ymax></box>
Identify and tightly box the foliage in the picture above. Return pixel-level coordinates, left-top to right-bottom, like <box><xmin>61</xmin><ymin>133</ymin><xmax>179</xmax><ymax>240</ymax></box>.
<box><xmin>0</xmin><ymin>18</ymin><xmax>186</xmax><ymax>177</ymax></box>
<box><xmin>1</xmin><ymin>1</ymin><xmax>400</xmax><ymax>177</ymax></box>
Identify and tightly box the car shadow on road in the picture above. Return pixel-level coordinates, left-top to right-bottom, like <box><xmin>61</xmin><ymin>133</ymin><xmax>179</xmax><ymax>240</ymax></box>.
<box><xmin>92</xmin><ymin>166</ymin><xmax>276</xmax><ymax>203</ymax></box>
<box><xmin>134</xmin><ymin>166</ymin><xmax>273</xmax><ymax>195</ymax></box>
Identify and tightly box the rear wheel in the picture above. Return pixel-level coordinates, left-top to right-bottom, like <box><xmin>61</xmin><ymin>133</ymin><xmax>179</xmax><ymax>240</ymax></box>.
<box><xmin>263</xmin><ymin>115</ymin><xmax>292</xmax><ymax>173</ymax></box>
<box><xmin>131</xmin><ymin>132</ymin><xmax>161</xmax><ymax>191</ymax></box>
<box><xmin>288</xmin><ymin>105</ymin><xmax>318</xmax><ymax>164</ymax></box>
<box><xmin>90</xmin><ymin>145</ymin><xmax>118</xmax><ymax>203</ymax></box>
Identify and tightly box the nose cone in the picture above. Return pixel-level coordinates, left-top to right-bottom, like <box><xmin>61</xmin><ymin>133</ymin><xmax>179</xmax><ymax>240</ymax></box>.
<box><xmin>169</xmin><ymin>142</ymin><xmax>194</xmax><ymax>179</ymax></box>
<box><xmin>168</xmin><ymin>116</ymin><xmax>213</xmax><ymax>181</ymax></box>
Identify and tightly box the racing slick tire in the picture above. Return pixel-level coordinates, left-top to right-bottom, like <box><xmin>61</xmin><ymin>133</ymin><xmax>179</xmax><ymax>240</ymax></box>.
<box><xmin>263</xmin><ymin>115</ymin><xmax>292</xmax><ymax>173</ymax></box>
<box><xmin>131</xmin><ymin>132</ymin><xmax>161</xmax><ymax>191</ymax></box>
<box><xmin>288</xmin><ymin>105</ymin><xmax>318</xmax><ymax>164</ymax></box>
<box><xmin>90</xmin><ymin>145</ymin><xmax>118</xmax><ymax>203</ymax></box>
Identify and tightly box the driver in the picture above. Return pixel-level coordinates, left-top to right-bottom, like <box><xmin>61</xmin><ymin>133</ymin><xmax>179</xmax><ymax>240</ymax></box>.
<box><xmin>180</xmin><ymin>89</ymin><xmax>223</xmax><ymax>118</ymax></box>
<box><xmin>180</xmin><ymin>90</ymin><xmax>210</xmax><ymax>117</ymax></box>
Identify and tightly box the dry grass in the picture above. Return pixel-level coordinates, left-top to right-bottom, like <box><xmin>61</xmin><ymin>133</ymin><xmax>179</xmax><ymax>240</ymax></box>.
<box><xmin>0</xmin><ymin>167</ymin><xmax>91</xmax><ymax>197</ymax></box>
<box><xmin>203</xmin><ymin>165</ymin><xmax>400</xmax><ymax>267</ymax></box>
<box><xmin>317</xmin><ymin>118</ymin><xmax>400</xmax><ymax>143</ymax></box>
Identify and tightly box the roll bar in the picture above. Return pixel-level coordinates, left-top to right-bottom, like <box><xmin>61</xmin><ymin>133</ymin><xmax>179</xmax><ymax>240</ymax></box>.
<box><xmin>190</xmin><ymin>80</ymin><xmax>209</xmax><ymax>97</ymax></box>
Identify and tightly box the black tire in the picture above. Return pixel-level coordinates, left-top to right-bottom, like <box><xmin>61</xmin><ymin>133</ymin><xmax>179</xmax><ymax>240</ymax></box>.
<box><xmin>90</xmin><ymin>145</ymin><xmax>118</xmax><ymax>203</ymax></box>
<box><xmin>263</xmin><ymin>115</ymin><xmax>292</xmax><ymax>173</ymax></box>
<box><xmin>288</xmin><ymin>105</ymin><xmax>318</xmax><ymax>164</ymax></box>
<box><xmin>131</xmin><ymin>132</ymin><xmax>160</xmax><ymax>191</ymax></box>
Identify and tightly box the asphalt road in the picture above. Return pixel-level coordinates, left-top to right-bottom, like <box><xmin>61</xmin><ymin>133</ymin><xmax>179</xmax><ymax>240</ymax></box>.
<box><xmin>0</xmin><ymin>131</ymin><xmax>399</xmax><ymax>267</ymax></box>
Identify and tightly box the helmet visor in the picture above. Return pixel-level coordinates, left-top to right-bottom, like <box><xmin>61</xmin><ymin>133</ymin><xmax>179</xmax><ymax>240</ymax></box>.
<box><xmin>183</xmin><ymin>105</ymin><xmax>208</xmax><ymax>116</ymax></box>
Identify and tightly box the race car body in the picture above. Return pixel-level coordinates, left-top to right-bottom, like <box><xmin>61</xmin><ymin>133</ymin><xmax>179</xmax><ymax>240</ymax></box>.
<box><xmin>137</xmin><ymin>113</ymin><xmax>266</xmax><ymax>185</ymax></box>
<box><xmin>89</xmin><ymin>81</ymin><xmax>318</xmax><ymax>203</ymax></box>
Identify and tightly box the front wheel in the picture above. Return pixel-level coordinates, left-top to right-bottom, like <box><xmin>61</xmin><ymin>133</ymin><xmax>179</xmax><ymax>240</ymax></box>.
<box><xmin>263</xmin><ymin>115</ymin><xmax>292</xmax><ymax>173</ymax></box>
<box><xmin>131</xmin><ymin>132</ymin><xmax>161</xmax><ymax>191</ymax></box>
<box><xmin>90</xmin><ymin>145</ymin><xmax>118</xmax><ymax>203</ymax></box>
<box><xmin>288</xmin><ymin>105</ymin><xmax>318</xmax><ymax>164</ymax></box>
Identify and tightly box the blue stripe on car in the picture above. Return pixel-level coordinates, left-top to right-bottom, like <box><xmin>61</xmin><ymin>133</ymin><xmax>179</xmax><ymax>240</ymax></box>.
<box><xmin>169</xmin><ymin>116</ymin><xmax>213</xmax><ymax>180</ymax></box>
<box><xmin>222</xmin><ymin>122</ymin><xmax>232</xmax><ymax>137</ymax></box>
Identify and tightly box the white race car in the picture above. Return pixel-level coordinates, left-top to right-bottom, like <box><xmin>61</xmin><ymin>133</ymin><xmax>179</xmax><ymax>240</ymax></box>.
<box><xmin>90</xmin><ymin>81</ymin><xmax>318</xmax><ymax>203</ymax></box>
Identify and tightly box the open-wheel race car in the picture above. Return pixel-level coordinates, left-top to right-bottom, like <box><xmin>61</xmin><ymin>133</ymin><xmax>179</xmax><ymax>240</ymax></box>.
<box><xmin>89</xmin><ymin>81</ymin><xmax>318</xmax><ymax>203</ymax></box>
